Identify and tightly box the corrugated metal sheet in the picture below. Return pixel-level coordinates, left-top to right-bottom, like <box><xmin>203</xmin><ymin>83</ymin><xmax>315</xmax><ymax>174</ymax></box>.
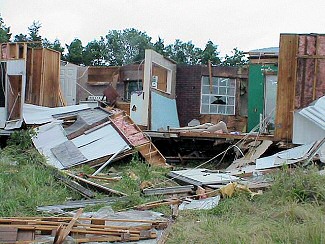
<box><xmin>256</xmin><ymin>140</ymin><xmax>324</xmax><ymax>170</ymax></box>
<box><xmin>23</xmin><ymin>103</ymin><xmax>90</xmax><ymax>125</ymax></box>
<box><xmin>293</xmin><ymin>96</ymin><xmax>325</xmax><ymax>144</ymax></box>
<box><xmin>169</xmin><ymin>169</ymin><xmax>238</xmax><ymax>186</ymax></box>
<box><xmin>248</xmin><ymin>47</ymin><xmax>279</xmax><ymax>54</ymax></box>
<box><xmin>297</xmin><ymin>96</ymin><xmax>325</xmax><ymax>130</ymax></box>
<box><xmin>32</xmin><ymin>121</ymin><xmax>68</xmax><ymax>169</ymax></box>
<box><xmin>72</xmin><ymin>124</ymin><xmax>130</xmax><ymax>161</ymax></box>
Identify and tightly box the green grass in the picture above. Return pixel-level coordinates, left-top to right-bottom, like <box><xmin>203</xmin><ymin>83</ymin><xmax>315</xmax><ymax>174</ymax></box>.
<box><xmin>167</xmin><ymin>166</ymin><xmax>325</xmax><ymax>243</ymax></box>
<box><xmin>0</xmin><ymin>130</ymin><xmax>79</xmax><ymax>217</ymax></box>
<box><xmin>106</xmin><ymin>154</ymin><xmax>173</xmax><ymax>212</ymax></box>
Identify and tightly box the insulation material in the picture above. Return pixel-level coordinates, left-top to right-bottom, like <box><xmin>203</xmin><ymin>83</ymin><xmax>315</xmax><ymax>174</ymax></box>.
<box><xmin>296</xmin><ymin>35</ymin><xmax>325</xmax><ymax>109</ymax></box>
<box><xmin>111</xmin><ymin>114</ymin><xmax>149</xmax><ymax>146</ymax></box>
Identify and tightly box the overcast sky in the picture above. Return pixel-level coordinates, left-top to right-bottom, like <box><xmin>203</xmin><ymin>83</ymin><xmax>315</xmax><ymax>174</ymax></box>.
<box><xmin>1</xmin><ymin>0</ymin><xmax>325</xmax><ymax>56</ymax></box>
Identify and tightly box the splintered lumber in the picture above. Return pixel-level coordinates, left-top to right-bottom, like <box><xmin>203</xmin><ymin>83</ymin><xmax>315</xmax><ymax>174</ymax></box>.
<box><xmin>65</xmin><ymin>172</ymin><xmax>127</xmax><ymax>196</ymax></box>
<box><xmin>135</xmin><ymin>198</ymin><xmax>182</xmax><ymax>210</ymax></box>
<box><xmin>54</xmin><ymin>173</ymin><xmax>95</xmax><ymax>198</ymax></box>
<box><xmin>37</xmin><ymin>197</ymin><xmax>123</xmax><ymax>213</ymax></box>
<box><xmin>142</xmin><ymin>185</ymin><xmax>194</xmax><ymax>196</ymax></box>
<box><xmin>85</xmin><ymin>175</ymin><xmax>122</xmax><ymax>182</ymax></box>
<box><xmin>92</xmin><ymin>145</ymin><xmax>128</xmax><ymax>176</ymax></box>
<box><xmin>0</xmin><ymin>215</ymin><xmax>163</xmax><ymax>243</ymax></box>
<box><xmin>54</xmin><ymin>208</ymin><xmax>83</xmax><ymax>244</ymax></box>
<box><xmin>109</xmin><ymin>111</ymin><xmax>168</xmax><ymax>167</ymax></box>
<box><xmin>2</xmin><ymin>217</ymin><xmax>168</xmax><ymax>229</ymax></box>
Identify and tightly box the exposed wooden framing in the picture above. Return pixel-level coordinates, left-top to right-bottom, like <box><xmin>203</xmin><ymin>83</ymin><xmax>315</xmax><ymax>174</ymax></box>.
<box><xmin>313</xmin><ymin>36</ymin><xmax>319</xmax><ymax>100</ymax></box>
<box><xmin>274</xmin><ymin>34</ymin><xmax>299</xmax><ymax>141</ymax></box>
<box><xmin>297</xmin><ymin>55</ymin><xmax>325</xmax><ymax>59</ymax></box>
<box><xmin>54</xmin><ymin>208</ymin><xmax>83</xmax><ymax>244</ymax></box>
<box><xmin>208</xmin><ymin>60</ymin><xmax>213</xmax><ymax>93</ymax></box>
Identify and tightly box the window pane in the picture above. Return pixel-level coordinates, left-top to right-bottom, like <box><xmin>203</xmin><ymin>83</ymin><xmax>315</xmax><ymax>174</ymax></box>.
<box><xmin>227</xmin><ymin>97</ymin><xmax>235</xmax><ymax>105</ymax></box>
<box><xmin>210</xmin><ymin>105</ymin><xmax>218</xmax><ymax>113</ymax></box>
<box><xmin>202</xmin><ymin>77</ymin><xmax>209</xmax><ymax>85</ymax></box>
<box><xmin>229</xmin><ymin>79</ymin><xmax>236</xmax><ymax>88</ymax></box>
<box><xmin>202</xmin><ymin>85</ymin><xmax>210</xmax><ymax>94</ymax></box>
<box><xmin>219</xmin><ymin>78</ymin><xmax>228</xmax><ymax>87</ymax></box>
<box><xmin>212</xmin><ymin>77</ymin><xmax>218</xmax><ymax>86</ymax></box>
<box><xmin>202</xmin><ymin>95</ymin><xmax>210</xmax><ymax>104</ymax></box>
<box><xmin>228</xmin><ymin>88</ymin><xmax>235</xmax><ymax>96</ymax></box>
<box><xmin>211</xmin><ymin>96</ymin><xmax>226</xmax><ymax>104</ymax></box>
<box><xmin>201</xmin><ymin>104</ymin><xmax>209</xmax><ymax>113</ymax></box>
<box><xmin>219</xmin><ymin>87</ymin><xmax>227</xmax><ymax>95</ymax></box>
<box><xmin>218</xmin><ymin>105</ymin><xmax>226</xmax><ymax>114</ymax></box>
<box><xmin>227</xmin><ymin>106</ymin><xmax>235</xmax><ymax>115</ymax></box>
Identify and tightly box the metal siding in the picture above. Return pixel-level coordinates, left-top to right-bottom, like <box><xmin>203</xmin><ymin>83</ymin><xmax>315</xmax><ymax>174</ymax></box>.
<box><xmin>71</xmin><ymin>124</ymin><xmax>130</xmax><ymax>161</ymax></box>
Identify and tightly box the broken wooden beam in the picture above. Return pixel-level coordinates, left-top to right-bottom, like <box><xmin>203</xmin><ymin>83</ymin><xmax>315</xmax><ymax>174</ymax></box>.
<box><xmin>65</xmin><ymin>172</ymin><xmax>127</xmax><ymax>197</ymax></box>
<box><xmin>142</xmin><ymin>185</ymin><xmax>194</xmax><ymax>196</ymax></box>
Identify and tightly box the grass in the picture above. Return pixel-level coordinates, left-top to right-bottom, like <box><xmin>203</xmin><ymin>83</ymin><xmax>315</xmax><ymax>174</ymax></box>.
<box><xmin>0</xmin><ymin>130</ymin><xmax>79</xmax><ymax>217</ymax></box>
<box><xmin>105</xmin><ymin>154</ymin><xmax>173</xmax><ymax>212</ymax></box>
<box><xmin>4</xmin><ymin>130</ymin><xmax>325</xmax><ymax>242</ymax></box>
<box><xmin>167</xmin><ymin>166</ymin><xmax>325</xmax><ymax>243</ymax></box>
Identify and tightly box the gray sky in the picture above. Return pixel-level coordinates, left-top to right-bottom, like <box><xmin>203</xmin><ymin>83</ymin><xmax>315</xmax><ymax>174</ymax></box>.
<box><xmin>1</xmin><ymin>0</ymin><xmax>325</xmax><ymax>56</ymax></box>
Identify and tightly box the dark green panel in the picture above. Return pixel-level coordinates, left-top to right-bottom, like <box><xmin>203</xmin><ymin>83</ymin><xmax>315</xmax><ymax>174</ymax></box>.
<box><xmin>247</xmin><ymin>64</ymin><xmax>277</xmax><ymax>131</ymax></box>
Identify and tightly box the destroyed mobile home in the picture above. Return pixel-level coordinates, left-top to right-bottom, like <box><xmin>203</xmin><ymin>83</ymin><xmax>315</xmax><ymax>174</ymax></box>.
<box><xmin>1</xmin><ymin>33</ymin><xmax>325</xmax><ymax>243</ymax></box>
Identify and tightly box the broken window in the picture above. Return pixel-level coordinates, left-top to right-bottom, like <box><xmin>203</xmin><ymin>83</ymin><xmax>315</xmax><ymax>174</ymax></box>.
<box><xmin>200</xmin><ymin>76</ymin><xmax>236</xmax><ymax>115</ymax></box>
<box><xmin>124</xmin><ymin>80</ymin><xmax>142</xmax><ymax>101</ymax></box>
<box><xmin>152</xmin><ymin>63</ymin><xmax>172</xmax><ymax>94</ymax></box>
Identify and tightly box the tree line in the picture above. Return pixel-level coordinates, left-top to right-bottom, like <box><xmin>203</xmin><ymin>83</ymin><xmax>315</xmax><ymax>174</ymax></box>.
<box><xmin>0</xmin><ymin>15</ymin><xmax>247</xmax><ymax>67</ymax></box>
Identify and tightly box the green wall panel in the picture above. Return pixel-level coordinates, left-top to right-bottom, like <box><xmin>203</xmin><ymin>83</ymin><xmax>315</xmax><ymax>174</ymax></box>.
<box><xmin>247</xmin><ymin>64</ymin><xmax>277</xmax><ymax>132</ymax></box>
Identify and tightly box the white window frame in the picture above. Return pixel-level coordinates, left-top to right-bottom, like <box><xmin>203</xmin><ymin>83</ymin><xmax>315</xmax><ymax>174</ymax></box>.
<box><xmin>200</xmin><ymin>76</ymin><xmax>236</xmax><ymax>115</ymax></box>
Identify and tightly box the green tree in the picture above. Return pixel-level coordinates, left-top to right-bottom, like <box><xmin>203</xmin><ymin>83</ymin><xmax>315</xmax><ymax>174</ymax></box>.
<box><xmin>0</xmin><ymin>15</ymin><xmax>11</xmax><ymax>42</ymax></box>
<box><xmin>14</xmin><ymin>34</ymin><xmax>28</xmax><ymax>42</ymax></box>
<box><xmin>65</xmin><ymin>38</ymin><xmax>84</xmax><ymax>65</ymax></box>
<box><xmin>43</xmin><ymin>38</ymin><xmax>65</xmax><ymax>55</ymax></box>
<box><xmin>83</xmin><ymin>38</ymin><xmax>107</xmax><ymax>66</ymax></box>
<box><xmin>222</xmin><ymin>47</ymin><xmax>248</xmax><ymax>67</ymax></box>
<box><xmin>27</xmin><ymin>21</ymin><xmax>42</xmax><ymax>47</ymax></box>
<box><xmin>200</xmin><ymin>40</ymin><xmax>220</xmax><ymax>65</ymax></box>
<box><xmin>153</xmin><ymin>37</ymin><xmax>166</xmax><ymax>55</ymax></box>
<box><xmin>105</xmin><ymin>28</ymin><xmax>153</xmax><ymax>65</ymax></box>
<box><xmin>165</xmin><ymin>40</ymin><xmax>202</xmax><ymax>64</ymax></box>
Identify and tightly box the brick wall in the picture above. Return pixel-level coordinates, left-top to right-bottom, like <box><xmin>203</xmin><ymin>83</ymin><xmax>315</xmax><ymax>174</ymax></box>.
<box><xmin>176</xmin><ymin>64</ymin><xmax>248</xmax><ymax>132</ymax></box>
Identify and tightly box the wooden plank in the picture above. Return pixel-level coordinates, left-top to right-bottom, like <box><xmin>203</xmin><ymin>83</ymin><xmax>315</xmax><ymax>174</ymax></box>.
<box><xmin>54</xmin><ymin>208</ymin><xmax>83</xmax><ymax>244</ymax></box>
<box><xmin>0</xmin><ymin>226</ymin><xmax>18</xmax><ymax>242</ymax></box>
<box><xmin>54</xmin><ymin>173</ymin><xmax>95</xmax><ymax>198</ymax></box>
<box><xmin>274</xmin><ymin>34</ymin><xmax>299</xmax><ymax>141</ymax></box>
<box><xmin>142</xmin><ymin>185</ymin><xmax>194</xmax><ymax>196</ymax></box>
<box><xmin>66</xmin><ymin>172</ymin><xmax>127</xmax><ymax>196</ymax></box>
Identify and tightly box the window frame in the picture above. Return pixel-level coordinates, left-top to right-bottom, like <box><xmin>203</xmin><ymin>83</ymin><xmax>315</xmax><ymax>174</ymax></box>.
<box><xmin>200</xmin><ymin>76</ymin><xmax>236</xmax><ymax>115</ymax></box>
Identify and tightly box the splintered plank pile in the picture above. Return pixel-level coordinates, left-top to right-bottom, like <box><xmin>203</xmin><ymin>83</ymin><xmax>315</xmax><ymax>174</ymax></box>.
<box><xmin>0</xmin><ymin>213</ymin><xmax>168</xmax><ymax>243</ymax></box>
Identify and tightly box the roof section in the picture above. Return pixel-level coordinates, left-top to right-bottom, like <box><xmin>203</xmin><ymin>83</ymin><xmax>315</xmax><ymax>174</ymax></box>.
<box><xmin>248</xmin><ymin>47</ymin><xmax>279</xmax><ymax>54</ymax></box>
<box><xmin>297</xmin><ymin>96</ymin><xmax>325</xmax><ymax>130</ymax></box>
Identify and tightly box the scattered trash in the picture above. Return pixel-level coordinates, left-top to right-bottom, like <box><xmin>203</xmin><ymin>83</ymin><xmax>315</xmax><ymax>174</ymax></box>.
<box><xmin>179</xmin><ymin>196</ymin><xmax>220</xmax><ymax>210</ymax></box>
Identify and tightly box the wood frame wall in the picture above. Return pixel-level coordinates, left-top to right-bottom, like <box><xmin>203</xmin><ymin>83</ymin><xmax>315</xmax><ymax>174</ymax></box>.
<box><xmin>275</xmin><ymin>34</ymin><xmax>325</xmax><ymax>141</ymax></box>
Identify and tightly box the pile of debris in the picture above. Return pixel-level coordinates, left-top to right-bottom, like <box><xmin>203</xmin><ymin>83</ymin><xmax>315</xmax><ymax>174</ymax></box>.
<box><xmin>0</xmin><ymin>208</ymin><xmax>168</xmax><ymax>243</ymax></box>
